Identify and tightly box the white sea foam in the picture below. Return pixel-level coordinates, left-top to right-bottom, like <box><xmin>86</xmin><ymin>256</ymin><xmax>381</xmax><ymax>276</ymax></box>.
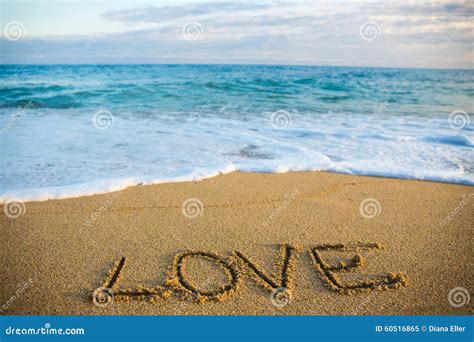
<box><xmin>0</xmin><ymin>109</ymin><xmax>472</xmax><ymax>202</ymax></box>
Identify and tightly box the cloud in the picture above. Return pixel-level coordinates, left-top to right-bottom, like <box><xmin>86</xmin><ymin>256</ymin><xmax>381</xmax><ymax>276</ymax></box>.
<box><xmin>102</xmin><ymin>2</ymin><xmax>278</xmax><ymax>23</ymax></box>
<box><xmin>1</xmin><ymin>0</ymin><xmax>473</xmax><ymax>68</ymax></box>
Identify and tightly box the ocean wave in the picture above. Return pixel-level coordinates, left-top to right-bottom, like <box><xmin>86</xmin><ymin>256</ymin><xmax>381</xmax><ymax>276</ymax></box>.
<box><xmin>422</xmin><ymin>135</ymin><xmax>473</xmax><ymax>147</ymax></box>
<box><xmin>0</xmin><ymin>65</ymin><xmax>473</xmax><ymax>202</ymax></box>
<box><xmin>0</xmin><ymin>96</ymin><xmax>81</xmax><ymax>109</ymax></box>
<box><xmin>2</xmin><ymin>65</ymin><xmax>470</xmax><ymax>110</ymax></box>
<box><xmin>1</xmin><ymin>162</ymin><xmax>472</xmax><ymax>203</ymax></box>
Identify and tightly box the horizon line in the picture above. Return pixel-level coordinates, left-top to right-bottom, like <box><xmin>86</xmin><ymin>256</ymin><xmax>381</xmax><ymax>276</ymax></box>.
<box><xmin>1</xmin><ymin>62</ymin><xmax>472</xmax><ymax>72</ymax></box>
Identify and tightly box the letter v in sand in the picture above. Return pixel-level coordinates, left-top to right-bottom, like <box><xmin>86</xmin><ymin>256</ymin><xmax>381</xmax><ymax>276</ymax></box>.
<box><xmin>233</xmin><ymin>243</ymin><xmax>299</xmax><ymax>305</ymax></box>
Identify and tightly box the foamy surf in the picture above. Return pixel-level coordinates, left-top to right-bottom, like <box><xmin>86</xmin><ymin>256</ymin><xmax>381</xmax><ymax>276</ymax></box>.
<box><xmin>1</xmin><ymin>65</ymin><xmax>472</xmax><ymax>202</ymax></box>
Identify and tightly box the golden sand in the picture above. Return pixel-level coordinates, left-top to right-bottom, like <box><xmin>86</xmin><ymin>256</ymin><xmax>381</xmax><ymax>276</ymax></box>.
<box><xmin>1</xmin><ymin>171</ymin><xmax>472</xmax><ymax>315</ymax></box>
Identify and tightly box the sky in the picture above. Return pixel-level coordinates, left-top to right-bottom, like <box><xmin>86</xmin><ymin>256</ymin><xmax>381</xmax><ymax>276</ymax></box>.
<box><xmin>1</xmin><ymin>0</ymin><xmax>473</xmax><ymax>68</ymax></box>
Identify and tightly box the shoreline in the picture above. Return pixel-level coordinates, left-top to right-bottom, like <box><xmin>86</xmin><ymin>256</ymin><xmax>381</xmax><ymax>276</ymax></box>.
<box><xmin>1</xmin><ymin>171</ymin><xmax>472</xmax><ymax>315</ymax></box>
<box><xmin>1</xmin><ymin>170</ymin><xmax>473</xmax><ymax>204</ymax></box>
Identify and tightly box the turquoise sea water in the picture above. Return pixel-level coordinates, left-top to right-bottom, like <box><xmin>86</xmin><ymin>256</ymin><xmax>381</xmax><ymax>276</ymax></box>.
<box><xmin>0</xmin><ymin>65</ymin><xmax>472</xmax><ymax>200</ymax></box>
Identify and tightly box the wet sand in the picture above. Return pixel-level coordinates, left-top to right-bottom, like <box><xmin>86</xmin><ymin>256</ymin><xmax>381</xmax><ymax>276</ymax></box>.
<box><xmin>1</xmin><ymin>171</ymin><xmax>472</xmax><ymax>315</ymax></box>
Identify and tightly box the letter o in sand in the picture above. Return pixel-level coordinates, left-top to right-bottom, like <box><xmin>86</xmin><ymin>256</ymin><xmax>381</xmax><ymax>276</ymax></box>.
<box><xmin>174</xmin><ymin>251</ymin><xmax>240</xmax><ymax>302</ymax></box>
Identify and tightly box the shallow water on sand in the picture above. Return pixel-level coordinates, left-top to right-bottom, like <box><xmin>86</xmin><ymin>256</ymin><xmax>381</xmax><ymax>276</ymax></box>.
<box><xmin>0</xmin><ymin>64</ymin><xmax>472</xmax><ymax>200</ymax></box>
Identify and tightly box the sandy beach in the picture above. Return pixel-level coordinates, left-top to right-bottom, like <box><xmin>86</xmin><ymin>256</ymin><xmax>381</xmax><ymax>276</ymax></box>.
<box><xmin>1</xmin><ymin>171</ymin><xmax>472</xmax><ymax>315</ymax></box>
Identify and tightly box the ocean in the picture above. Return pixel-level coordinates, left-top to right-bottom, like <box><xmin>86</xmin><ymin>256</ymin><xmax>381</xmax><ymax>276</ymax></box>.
<box><xmin>0</xmin><ymin>64</ymin><xmax>472</xmax><ymax>201</ymax></box>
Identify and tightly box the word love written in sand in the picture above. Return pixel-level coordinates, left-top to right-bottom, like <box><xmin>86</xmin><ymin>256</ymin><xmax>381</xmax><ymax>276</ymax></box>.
<box><xmin>92</xmin><ymin>242</ymin><xmax>409</xmax><ymax>307</ymax></box>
